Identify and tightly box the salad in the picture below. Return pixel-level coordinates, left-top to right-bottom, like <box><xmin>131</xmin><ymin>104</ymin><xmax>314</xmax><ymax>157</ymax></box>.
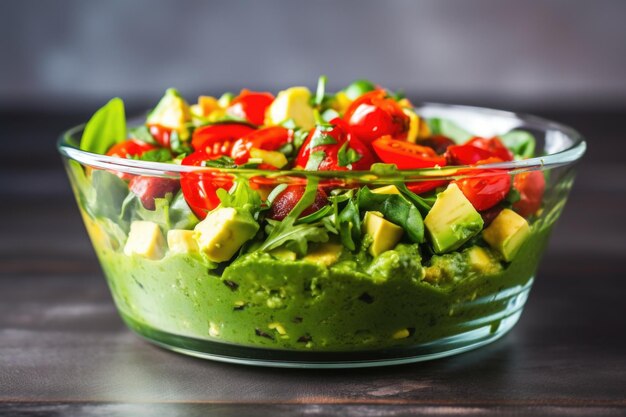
<box><xmin>66</xmin><ymin>77</ymin><xmax>551</xmax><ymax>354</ymax></box>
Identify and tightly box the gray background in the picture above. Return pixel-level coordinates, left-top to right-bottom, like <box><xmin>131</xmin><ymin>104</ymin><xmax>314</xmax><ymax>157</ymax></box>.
<box><xmin>2</xmin><ymin>0</ymin><xmax>626</xmax><ymax>111</ymax></box>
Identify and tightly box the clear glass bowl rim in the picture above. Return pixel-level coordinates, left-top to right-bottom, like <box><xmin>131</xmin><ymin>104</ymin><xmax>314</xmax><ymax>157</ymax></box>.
<box><xmin>57</xmin><ymin>102</ymin><xmax>586</xmax><ymax>180</ymax></box>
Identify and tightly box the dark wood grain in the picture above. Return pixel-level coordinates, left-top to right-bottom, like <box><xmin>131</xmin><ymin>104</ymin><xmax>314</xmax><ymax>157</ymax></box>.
<box><xmin>1</xmin><ymin>111</ymin><xmax>625</xmax><ymax>416</ymax></box>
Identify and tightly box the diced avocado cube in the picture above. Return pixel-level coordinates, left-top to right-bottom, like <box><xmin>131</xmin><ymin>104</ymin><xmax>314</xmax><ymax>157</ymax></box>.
<box><xmin>269</xmin><ymin>248</ymin><xmax>297</xmax><ymax>261</ymax></box>
<box><xmin>266</xmin><ymin>87</ymin><xmax>315</xmax><ymax>130</ymax></box>
<box><xmin>167</xmin><ymin>229</ymin><xmax>199</xmax><ymax>254</ymax></box>
<box><xmin>363</xmin><ymin>211</ymin><xmax>404</xmax><ymax>257</ymax></box>
<box><xmin>124</xmin><ymin>221</ymin><xmax>166</xmax><ymax>260</ymax></box>
<box><xmin>424</xmin><ymin>183</ymin><xmax>484</xmax><ymax>254</ymax></box>
<box><xmin>482</xmin><ymin>208</ymin><xmax>530</xmax><ymax>262</ymax></box>
<box><xmin>194</xmin><ymin>207</ymin><xmax>259</xmax><ymax>262</ymax></box>
<box><xmin>371</xmin><ymin>185</ymin><xmax>402</xmax><ymax>195</ymax></box>
<box><xmin>302</xmin><ymin>242</ymin><xmax>343</xmax><ymax>266</ymax></box>
<box><xmin>465</xmin><ymin>246</ymin><xmax>502</xmax><ymax>275</ymax></box>
<box><xmin>147</xmin><ymin>88</ymin><xmax>191</xmax><ymax>139</ymax></box>
<box><xmin>249</xmin><ymin>148</ymin><xmax>288</xmax><ymax>169</ymax></box>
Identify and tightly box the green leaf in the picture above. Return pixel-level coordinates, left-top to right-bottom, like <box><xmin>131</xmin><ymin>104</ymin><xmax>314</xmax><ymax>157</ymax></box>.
<box><xmin>426</xmin><ymin>118</ymin><xmax>473</xmax><ymax>144</ymax></box>
<box><xmin>128</xmin><ymin>125</ymin><xmax>157</xmax><ymax>145</ymax></box>
<box><xmin>80</xmin><ymin>98</ymin><xmax>126</xmax><ymax>154</ymax></box>
<box><xmin>337</xmin><ymin>141</ymin><xmax>362</xmax><ymax>168</ymax></box>
<box><xmin>169</xmin><ymin>130</ymin><xmax>192</xmax><ymax>154</ymax></box>
<box><xmin>276</xmin><ymin>222</ymin><xmax>330</xmax><ymax>256</ymax></box>
<box><xmin>296</xmin><ymin>205</ymin><xmax>333</xmax><ymax>224</ymax></box>
<box><xmin>133</xmin><ymin>148</ymin><xmax>173</xmax><ymax>162</ymax></box>
<box><xmin>120</xmin><ymin>190</ymin><xmax>199</xmax><ymax>234</ymax></box>
<box><xmin>343</xmin><ymin>79</ymin><xmax>376</xmax><ymax>100</ymax></box>
<box><xmin>89</xmin><ymin>170</ymin><xmax>129</xmax><ymax>221</ymax></box>
<box><xmin>203</xmin><ymin>156</ymin><xmax>237</xmax><ymax>168</ymax></box>
<box><xmin>394</xmin><ymin>183</ymin><xmax>434</xmax><ymax>216</ymax></box>
<box><xmin>305</xmin><ymin>150</ymin><xmax>326</xmax><ymax>170</ymax></box>
<box><xmin>293</xmin><ymin>130</ymin><xmax>310</xmax><ymax>149</ymax></box>
<box><xmin>500</xmin><ymin>130</ymin><xmax>536</xmax><ymax>159</ymax></box>
<box><xmin>309</xmin><ymin>130</ymin><xmax>337</xmax><ymax>148</ymax></box>
<box><xmin>337</xmin><ymin>199</ymin><xmax>360</xmax><ymax>251</ymax></box>
<box><xmin>314</xmin><ymin>75</ymin><xmax>327</xmax><ymax>107</ymax></box>
<box><xmin>217</xmin><ymin>178</ymin><xmax>262</xmax><ymax>218</ymax></box>
<box><xmin>259</xmin><ymin>177</ymin><xmax>321</xmax><ymax>252</ymax></box>
<box><xmin>357</xmin><ymin>187</ymin><xmax>424</xmax><ymax>243</ymax></box>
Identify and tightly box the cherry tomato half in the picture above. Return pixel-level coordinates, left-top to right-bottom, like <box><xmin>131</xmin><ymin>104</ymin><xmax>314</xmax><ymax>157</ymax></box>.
<box><xmin>295</xmin><ymin>118</ymin><xmax>375</xmax><ymax>171</ymax></box>
<box><xmin>445</xmin><ymin>144</ymin><xmax>495</xmax><ymax>165</ymax></box>
<box><xmin>180</xmin><ymin>151</ymin><xmax>234</xmax><ymax>219</ymax></box>
<box><xmin>371</xmin><ymin>136</ymin><xmax>446</xmax><ymax>169</ymax></box>
<box><xmin>191</xmin><ymin>123</ymin><xmax>256</xmax><ymax>155</ymax></box>
<box><xmin>513</xmin><ymin>170</ymin><xmax>545</xmax><ymax>217</ymax></box>
<box><xmin>267</xmin><ymin>185</ymin><xmax>328</xmax><ymax>221</ymax></box>
<box><xmin>129</xmin><ymin>176</ymin><xmax>180</xmax><ymax>210</ymax></box>
<box><xmin>466</xmin><ymin>137</ymin><xmax>514</xmax><ymax>162</ymax></box>
<box><xmin>226</xmin><ymin>89</ymin><xmax>274</xmax><ymax>126</ymax></box>
<box><xmin>418</xmin><ymin>135</ymin><xmax>456</xmax><ymax>155</ymax></box>
<box><xmin>406</xmin><ymin>180</ymin><xmax>448</xmax><ymax>195</ymax></box>
<box><xmin>343</xmin><ymin>90</ymin><xmax>410</xmax><ymax>143</ymax></box>
<box><xmin>106</xmin><ymin>139</ymin><xmax>157</xmax><ymax>159</ymax></box>
<box><xmin>231</xmin><ymin>126</ymin><xmax>292</xmax><ymax>164</ymax></box>
<box><xmin>454</xmin><ymin>170</ymin><xmax>511</xmax><ymax>211</ymax></box>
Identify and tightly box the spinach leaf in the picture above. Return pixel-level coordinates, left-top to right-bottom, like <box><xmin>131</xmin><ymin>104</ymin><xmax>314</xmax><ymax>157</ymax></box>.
<box><xmin>133</xmin><ymin>148</ymin><xmax>173</xmax><ymax>162</ymax></box>
<box><xmin>80</xmin><ymin>98</ymin><xmax>126</xmax><ymax>154</ymax></box>
<box><xmin>169</xmin><ymin>191</ymin><xmax>200</xmax><ymax>229</ymax></box>
<box><xmin>337</xmin><ymin>141</ymin><xmax>362</xmax><ymax>168</ymax></box>
<box><xmin>394</xmin><ymin>183</ymin><xmax>435</xmax><ymax>216</ymax></box>
<box><xmin>128</xmin><ymin>125</ymin><xmax>157</xmax><ymax>145</ymax></box>
<box><xmin>500</xmin><ymin>130</ymin><xmax>536</xmax><ymax>159</ymax></box>
<box><xmin>89</xmin><ymin>170</ymin><xmax>129</xmax><ymax>221</ymax></box>
<box><xmin>426</xmin><ymin>118</ymin><xmax>473</xmax><ymax>144</ymax></box>
<box><xmin>258</xmin><ymin>177</ymin><xmax>321</xmax><ymax>252</ymax></box>
<box><xmin>267</xmin><ymin>221</ymin><xmax>330</xmax><ymax>256</ymax></box>
<box><xmin>357</xmin><ymin>187</ymin><xmax>424</xmax><ymax>243</ymax></box>
<box><xmin>337</xmin><ymin>199</ymin><xmax>360</xmax><ymax>250</ymax></box>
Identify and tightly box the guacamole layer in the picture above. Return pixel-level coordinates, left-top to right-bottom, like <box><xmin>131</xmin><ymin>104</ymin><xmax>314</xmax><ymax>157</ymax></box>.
<box><xmin>96</xmin><ymin>224</ymin><xmax>552</xmax><ymax>352</ymax></box>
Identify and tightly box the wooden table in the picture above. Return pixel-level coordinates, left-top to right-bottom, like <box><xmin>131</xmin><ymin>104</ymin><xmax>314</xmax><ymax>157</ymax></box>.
<box><xmin>1</xmin><ymin>110</ymin><xmax>624</xmax><ymax>416</ymax></box>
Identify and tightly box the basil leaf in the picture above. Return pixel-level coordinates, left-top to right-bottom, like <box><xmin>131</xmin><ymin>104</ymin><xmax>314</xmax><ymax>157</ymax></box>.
<box><xmin>133</xmin><ymin>148</ymin><xmax>172</xmax><ymax>162</ymax></box>
<box><xmin>305</xmin><ymin>150</ymin><xmax>326</xmax><ymax>170</ymax></box>
<box><xmin>426</xmin><ymin>118</ymin><xmax>473</xmax><ymax>144</ymax></box>
<box><xmin>80</xmin><ymin>98</ymin><xmax>126</xmax><ymax>154</ymax></box>
<box><xmin>337</xmin><ymin>141</ymin><xmax>362</xmax><ymax>168</ymax></box>
<box><xmin>500</xmin><ymin>130</ymin><xmax>536</xmax><ymax>159</ymax></box>
<box><xmin>357</xmin><ymin>187</ymin><xmax>424</xmax><ymax>243</ymax></box>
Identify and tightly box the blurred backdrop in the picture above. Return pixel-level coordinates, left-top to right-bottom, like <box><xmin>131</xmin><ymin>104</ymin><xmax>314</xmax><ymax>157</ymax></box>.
<box><xmin>2</xmin><ymin>0</ymin><xmax>626</xmax><ymax>111</ymax></box>
<box><xmin>0</xmin><ymin>0</ymin><xmax>624</xmax><ymax>268</ymax></box>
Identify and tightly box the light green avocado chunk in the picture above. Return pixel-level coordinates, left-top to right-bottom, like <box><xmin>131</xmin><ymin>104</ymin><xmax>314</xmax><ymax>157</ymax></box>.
<box><xmin>362</xmin><ymin>211</ymin><xmax>404</xmax><ymax>257</ymax></box>
<box><xmin>194</xmin><ymin>207</ymin><xmax>259</xmax><ymax>262</ymax></box>
<box><xmin>424</xmin><ymin>183</ymin><xmax>484</xmax><ymax>254</ymax></box>
<box><xmin>147</xmin><ymin>88</ymin><xmax>191</xmax><ymax>139</ymax></box>
<box><xmin>482</xmin><ymin>208</ymin><xmax>530</xmax><ymax>261</ymax></box>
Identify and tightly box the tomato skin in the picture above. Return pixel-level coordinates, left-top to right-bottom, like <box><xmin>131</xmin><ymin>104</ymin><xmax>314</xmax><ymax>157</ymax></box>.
<box><xmin>231</xmin><ymin>126</ymin><xmax>292</xmax><ymax>164</ymax></box>
<box><xmin>419</xmin><ymin>135</ymin><xmax>455</xmax><ymax>155</ymax></box>
<box><xmin>343</xmin><ymin>90</ymin><xmax>410</xmax><ymax>143</ymax></box>
<box><xmin>513</xmin><ymin>170</ymin><xmax>545</xmax><ymax>217</ymax></box>
<box><xmin>267</xmin><ymin>185</ymin><xmax>328</xmax><ymax>221</ymax></box>
<box><xmin>180</xmin><ymin>152</ymin><xmax>234</xmax><ymax>219</ymax></box>
<box><xmin>445</xmin><ymin>144</ymin><xmax>495</xmax><ymax>165</ymax></box>
<box><xmin>466</xmin><ymin>137</ymin><xmax>514</xmax><ymax>162</ymax></box>
<box><xmin>226</xmin><ymin>89</ymin><xmax>274</xmax><ymax>126</ymax></box>
<box><xmin>106</xmin><ymin>139</ymin><xmax>157</xmax><ymax>159</ymax></box>
<box><xmin>191</xmin><ymin>123</ymin><xmax>256</xmax><ymax>154</ymax></box>
<box><xmin>295</xmin><ymin>118</ymin><xmax>375</xmax><ymax>171</ymax></box>
<box><xmin>371</xmin><ymin>136</ymin><xmax>446</xmax><ymax>169</ymax></box>
<box><xmin>454</xmin><ymin>170</ymin><xmax>511</xmax><ymax>211</ymax></box>
<box><xmin>129</xmin><ymin>176</ymin><xmax>180</xmax><ymax>210</ymax></box>
<box><xmin>406</xmin><ymin>180</ymin><xmax>447</xmax><ymax>195</ymax></box>
<box><xmin>147</xmin><ymin>124</ymin><xmax>172</xmax><ymax>148</ymax></box>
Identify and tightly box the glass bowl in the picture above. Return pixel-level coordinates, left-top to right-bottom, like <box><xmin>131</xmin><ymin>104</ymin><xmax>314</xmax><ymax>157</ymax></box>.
<box><xmin>58</xmin><ymin>103</ymin><xmax>585</xmax><ymax>368</ymax></box>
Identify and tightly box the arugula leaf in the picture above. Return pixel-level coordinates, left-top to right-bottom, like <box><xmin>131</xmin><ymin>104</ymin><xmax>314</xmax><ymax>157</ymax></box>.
<box><xmin>216</xmin><ymin>178</ymin><xmax>262</xmax><ymax>218</ymax></box>
<box><xmin>500</xmin><ymin>130</ymin><xmax>536</xmax><ymax>159</ymax></box>
<box><xmin>426</xmin><ymin>118</ymin><xmax>473</xmax><ymax>144</ymax></box>
<box><xmin>258</xmin><ymin>177</ymin><xmax>320</xmax><ymax>252</ymax></box>
<box><xmin>203</xmin><ymin>156</ymin><xmax>237</xmax><ymax>168</ymax></box>
<box><xmin>305</xmin><ymin>150</ymin><xmax>326</xmax><ymax>170</ymax></box>
<box><xmin>120</xmin><ymin>190</ymin><xmax>199</xmax><ymax>233</ymax></box>
<box><xmin>80</xmin><ymin>98</ymin><xmax>126</xmax><ymax>154</ymax></box>
<box><xmin>337</xmin><ymin>199</ymin><xmax>360</xmax><ymax>250</ymax></box>
<box><xmin>337</xmin><ymin>142</ymin><xmax>362</xmax><ymax>168</ymax></box>
<box><xmin>357</xmin><ymin>187</ymin><xmax>424</xmax><ymax>243</ymax></box>
<box><xmin>266</xmin><ymin>221</ymin><xmax>330</xmax><ymax>256</ymax></box>
<box><xmin>296</xmin><ymin>205</ymin><xmax>333</xmax><ymax>224</ymax></box>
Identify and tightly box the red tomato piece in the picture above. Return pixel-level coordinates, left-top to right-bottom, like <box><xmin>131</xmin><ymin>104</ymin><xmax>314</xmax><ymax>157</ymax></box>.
<box><xmin>129</xmin><ymin>176</ymin><xmax>180</xmax><ymax>210</ymax></box>
<box><xmin>180</xmin><ymin>152</ymin><xmax>234</xmax><ymax>219</ymax></box>
<box><xmin>191</xmin><ymin>123</ymin><xmax>256</xmax><ymax>155</ymax></box>
<box><xmin>454</xmin><ymin>170</ymin><xmax>511</xmax><ymax>211</ymax></box>
<box><xmin>418</xmin><ymin>135</ymin><xmax>456</xmax><ymax>155</ymax></box>
<box><xmin>343</xmin><ymin>90</ymin><xmax>410</xmax><ymax>143</ymax></box>
<box><xmin>445</xmin><ymin>144</ymin><xmax>495</xmax><ymax>166</ymax></box>
<box><xmin>106</xmin><ymin>139</ymin><xmax>157</xmax><ymax>159</ymax></box>
<box><xmin>371</xmin><ymin>136</ymin><xmax>446</xmax><ymax>169</ymax></box>
<box><xmin>406</xmin><ymin>180</ymin><xmax>448</xmax><ymax>195</ymax></box>
<box><xmin>231</xmin><ymin>126</ymin><xmax>292</xmax><ymax>164</ymax></box>
<box><xmin>513</xmin><ymin>170</ymin><xmax>546</xmax><ymax>217</ymax></box>
<box><xmin>295</xmin><ymin>118</ymin><xmax>375</xmax><ymax>171</ymax></box>
<box><xmin>226</xmin><ymin>89</ymin><xmax>274</xmax><ymax>126</ymax></box>
<box><xmin>466</xmin><ymin>137</ymin><xmax>514</xmax><ymax>162</ymax></box>
<box><xmin>266</xmin><ymin>185</ymin><xmax>328</xmax><ymax>221</ymax></box>
<box><xmin>147</xmin><ymin>124</ymin><xmax>173</xmax><ymax>148</ymax></box>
